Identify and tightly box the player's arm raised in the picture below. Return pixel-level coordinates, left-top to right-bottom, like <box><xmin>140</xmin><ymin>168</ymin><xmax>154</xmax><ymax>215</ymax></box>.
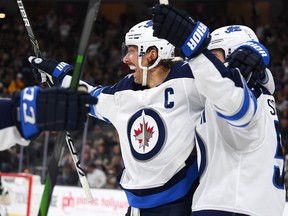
<box><xmin>28</xmin><ymin>56</ymin><xmax>118</xmax><ymax>123</ymax></box>
<box><xmin>151</xmin><ymin>5</ymin><xmax>269</xmax><ymax>127</ymax></box>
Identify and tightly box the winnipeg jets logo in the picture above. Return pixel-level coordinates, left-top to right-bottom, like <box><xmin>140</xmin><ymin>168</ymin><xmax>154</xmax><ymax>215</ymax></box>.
<box><xmin>134</xmin><ymin>114</ymin><xmax>154</xmax><ymax>152</ymax></box>
<box><xmin>225</xmin><ymin>25</ymin><xmax>241</xmax><ymax>33</ymax></box>
<box><xmin>127</xmin><ymin>108</ymin><xmax>166</xmax><ymax>160</ymax></box>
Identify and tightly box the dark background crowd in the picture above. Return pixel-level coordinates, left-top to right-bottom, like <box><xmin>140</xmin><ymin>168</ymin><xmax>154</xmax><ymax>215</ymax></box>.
<box><xmin>0</xmin><ymin>0</ymin><xmax>288</xmax><ymax>199</ymax></box>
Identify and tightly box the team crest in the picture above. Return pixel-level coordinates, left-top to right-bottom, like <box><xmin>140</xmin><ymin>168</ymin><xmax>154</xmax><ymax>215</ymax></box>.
<box><xmin>127</xmin><ymin>108</ymin><xmax>166</xmax><ymax>160</ymax></box>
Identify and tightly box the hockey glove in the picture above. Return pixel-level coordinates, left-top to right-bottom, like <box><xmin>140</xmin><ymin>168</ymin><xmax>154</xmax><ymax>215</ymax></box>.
<box><xmin>152</xmin><ymin>4</ymin><xmax>211</xmax><ymax>58</ymax></box>
<box><xmin>14</xmin><ymin>86</ymin><xmax>98</xmax><ymax>139</ymax></box>
<box><xmin>29</xmin><ymin>56</ymin><xmax>73</xmax><ymax>86</ymax></box>
<box><xmin>32</xmin><ymin>68</ymin><xmax>48</xmax><ymax>84</ymax></box>
<box><xmin>227</xmin><ymin>41</ymin><xmax>270</xmax><ymax>84</ymax></box>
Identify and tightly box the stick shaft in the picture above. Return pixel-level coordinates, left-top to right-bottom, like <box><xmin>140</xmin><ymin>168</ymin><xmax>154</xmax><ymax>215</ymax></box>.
<box><xmin>65</xmin><ymin>133</ymin><xmax>93</xmax><ymax>200</ymax></box>
<box><xmin>16</xmin><ymin>0</ymin><xmax>42</xmax><ymax>58</ymax></box>
<box><xmin>38</xmin><ymin>0</ymin><xmax>101</xmax><ymax>215</ymax></box>
<box><xmin>16</xmin><ymin>0</ymin><xmax>54</xmax><ymax>87</ymax></box>
<box><xmin>70</xmin><ymin>0</ymin><xmax>101</xmax><ymax>90</ymax></box>
<box><xmin>15</xmin><ymin>0</ymin><xmax>100</xmax><ymax>215</ymax></box>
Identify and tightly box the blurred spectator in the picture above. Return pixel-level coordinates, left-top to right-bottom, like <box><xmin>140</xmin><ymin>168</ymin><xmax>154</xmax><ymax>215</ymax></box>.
<box><xmin>59</xmin><ymin>19</ymin><xmax>71</xmax><ymax>42</ymax></box>
<box><xmin>57</xmin><ymin>152</ymin><xmax>78</xmax><ymax>186</ymax></box>
<box><xmin>107</xmin><ymin>144</ymin><xmax>122</xmax><ymax>177</ymax></box>
<box><xmin>7</xmin><ymin>73</ymin><xmax>25</xmax><ymax>94</ymax></box>
<box><xmin>87</xmin><ymin>162</ymin><xmax>107</xmax><ymax>188</ymax></box>
<box><xmin>93</xmin><ymin>141</ymin><xmax>110</xmax><ymax>167</ymax></box>
<box><xmin>87</xmin><ymin>35</ymin><xmax>101</xmax><ymax>58</ymax></box>
<box><xmin>0</xmin><ymin>147</ymin><xmax>19</xmax><ymax>172</ymax></box>
<box><xmin>82</xmin><ymin>144</ymin><xmax>97</xmax><ymax>169</ymax></box>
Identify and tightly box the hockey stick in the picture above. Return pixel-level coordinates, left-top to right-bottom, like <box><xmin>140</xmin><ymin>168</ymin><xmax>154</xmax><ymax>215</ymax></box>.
<box><xmin>16</xmin><ymin>0</ymin><xmax>94</xmax><ymax>201</ymax></box>
<box><xmin>17</xmin><ymin>0</ymin><xmax>92</xmax><ymax>196</ymax></box>
<box><xmin>38</xmin><ymin>0</ymin><xmax>101</xmax><ymax>215</ymax></box>
<box><xmin>16</xmin><ymin>0</ymin><xmax>53</xmax><ymax>87</ymax></box>
<box><xmin>15</xmin><ymin>0</ymin><xmax>100</xmax><ymax>215</ymax></box>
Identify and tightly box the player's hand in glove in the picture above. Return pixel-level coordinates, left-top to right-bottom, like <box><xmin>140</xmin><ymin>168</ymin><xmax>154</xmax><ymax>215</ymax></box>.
<box><xmin>31</xmin><ymin>67</ymin><xmax>49</xmax><ymax>84</ymax></box>
<box><xmin>29</xmin><ymin>56</ymin><xmax>73</xmax><ymax>86</ymax></box>
<box><xmin>151</xmin><ymin>4</ymin><xmax>211</xmax><ymax>58</ymax></box>
<box><xmin>227</xmin><ymin>40</ymin><xmax>270</xmax><ymax>85</ymax></box>
<box><xmin>13</xmin><ymin>86</ymin><xmax>98</xmax><ymax>139</ymax></box>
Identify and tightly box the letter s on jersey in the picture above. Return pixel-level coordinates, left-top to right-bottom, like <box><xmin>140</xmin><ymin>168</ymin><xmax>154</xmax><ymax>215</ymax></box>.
<box><xmin>267</xmin><ymin>99</ymin><xmax>276</xmax><ymax>116</ymax></box>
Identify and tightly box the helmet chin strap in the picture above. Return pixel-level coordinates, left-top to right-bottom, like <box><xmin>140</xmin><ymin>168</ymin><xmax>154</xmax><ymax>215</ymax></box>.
<box><xmin>142</xmin><ymin>67</ymin><xmax>148</xmax><ymax>86</ymax></box>
<box><xmin>138</xmin><ymin>56</ymin><xmax>162</xmax><ymax>86</ymax></box>
<box><xmin>129</xmin><ymin>65</ymin><xmax>137</xmax><ymax>70</ymax></box>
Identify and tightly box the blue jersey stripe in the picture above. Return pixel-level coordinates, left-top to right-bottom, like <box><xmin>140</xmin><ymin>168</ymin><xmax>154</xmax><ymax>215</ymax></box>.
<box><xmin>216</xmin><ymin>83</ymin><xmax>250</xmax><ymax>121</ymax></box>
<box><xmin>122</xmin><ymin>159</ymin><xmax>198</xmax><ymax>208</ymax></box>
<box><xmin>195</xmin><ymin>130</ymin><xmax>207</xmax><ymax>177</ymax></box>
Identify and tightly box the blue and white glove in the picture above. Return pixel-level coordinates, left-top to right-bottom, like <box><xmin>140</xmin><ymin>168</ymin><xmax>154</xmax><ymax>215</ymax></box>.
<box><xmin>152</xmin><ymin>4</ymin><xmax>211</xmax><ymax>58</ymax></box>
<box><xmin>227</xmin><ymin>41</ymin><xmax>270</xmax><ymax>85</ymax></box>
<box><xmin>29</xmin><ymin>56</ymin><xmax>73</xmax><ymax>87</ymax></box>
<box><xmin>14</xmin><ymin>86</ymin><xmax>98</xmax><ymax>139</ymax></box>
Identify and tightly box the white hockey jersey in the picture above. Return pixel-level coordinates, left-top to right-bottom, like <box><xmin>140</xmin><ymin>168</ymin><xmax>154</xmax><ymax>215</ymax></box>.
<box><xmin>0</xmin><ymin>99</ymin><xmax>30</xmax><ymax>151</ymax></box>
<box><xmin>189</xmin><ymin>51</ymin><xmax>286</xmax><ymax>216</ymax></box>
<box><xmin>63</xmin><ymin>61</ymin><xmax>205</xmax><ymax>208</ymax></box>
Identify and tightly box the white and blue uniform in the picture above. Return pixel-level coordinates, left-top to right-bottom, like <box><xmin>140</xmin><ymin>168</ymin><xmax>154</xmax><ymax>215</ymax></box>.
<box><xmin>0</xmin><ymin>99</ymin><xmax>29</xmax><ymax>151</ymax></box>
<box><xmin>189</xmin><ymin>51</ymin><xmax>286</xmax><ymax>216</ymax></box>
<box><xmin>63</xmin><ymin>61</ymin><xmax>205</xmax><ymax>209</ymax></box>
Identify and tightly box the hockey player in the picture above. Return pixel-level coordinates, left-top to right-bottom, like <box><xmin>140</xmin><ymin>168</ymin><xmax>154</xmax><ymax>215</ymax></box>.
<box><xmin>208</xmin><ymin>24</ymin><xmax>275</xmax><ymax>93</ymax></box>
<box><xmin>28</xmin><ymin>19</ymin><xmax>275</xmax><ymax>216</ymax></box>
<box><xmin>0</xmin><ymin>86</ymin><xmax>97</xmax><ymax>151</ymax></box>
<box><xmin>29</xmin><ymin>20</ymin><xmax>204</xmax><ymax>216</ymax></box>
<box><xmin>152</xmin><ymin>4</ymin><xmax>286</xmax><ymax>216</ymax></box>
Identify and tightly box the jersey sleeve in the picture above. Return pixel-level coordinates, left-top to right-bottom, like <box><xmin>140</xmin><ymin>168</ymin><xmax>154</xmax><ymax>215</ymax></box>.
<box><xmin>258</xmin><ymin>68</ymin><xmax>275</xmax><ymax>94</ymax></box>
<box><xmin>61</xmin><ymin>75</ymin><xmax>116</xmax><ymax>123</ymax></box>
<box><xmin>189</xmin><ymin>50</ymin><xmax>257</xmax><ymax>127</ymax></box>
<box><xmin>0</xmin><ymin>99</ymin><xmax>30</xmax><ymax>151</ymax></box>
<box><xmin>0</xmin><ymin>127</ymin><xmax>30</xmax><ymax>151</ymax></box>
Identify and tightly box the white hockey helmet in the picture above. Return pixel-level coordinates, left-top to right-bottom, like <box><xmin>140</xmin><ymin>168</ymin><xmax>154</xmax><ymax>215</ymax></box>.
<box><xmin>125</xmin><ymin>20</ymin><xmax>175</xmax><ymax>60</ymax></box>
<box><xmin>124</xmin><ymin>20</ymin><xmax>175</xmax><ymax>86</ymax></box>
<box><xmin>208</xmin><ymin>25</ymin><xmax>259</xmax><ymax>59</ymax></box>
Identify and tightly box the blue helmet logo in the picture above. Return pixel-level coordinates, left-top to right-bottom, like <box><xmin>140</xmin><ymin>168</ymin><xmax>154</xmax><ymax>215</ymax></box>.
<box><xmin>144</xmin><ymin>20</ymin><xmax>153</xmax><ymax>28</ymax></box>
<box><xmin>225</xmin><ymin>26</ymin><xmax>242</xmax><ymax>33</ymax></box>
